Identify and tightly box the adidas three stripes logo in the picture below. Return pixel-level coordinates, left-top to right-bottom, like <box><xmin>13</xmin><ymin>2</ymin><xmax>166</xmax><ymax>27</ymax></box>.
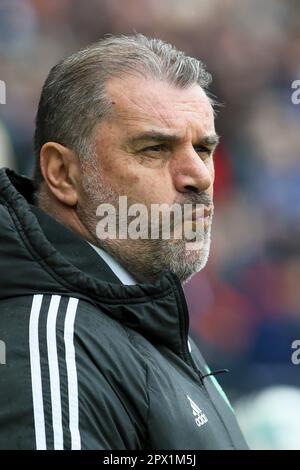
<box><xmin>29</xmin><ymin>295</ymin><xmax>81</xmax><ymax>450</ymax></box>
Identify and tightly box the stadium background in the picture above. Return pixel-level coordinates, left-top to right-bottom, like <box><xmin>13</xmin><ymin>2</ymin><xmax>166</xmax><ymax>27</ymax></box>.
<box><xmin>0</xmin><ymin>0</ymin><xmax>300</xmax><ymax>449</ymax></box>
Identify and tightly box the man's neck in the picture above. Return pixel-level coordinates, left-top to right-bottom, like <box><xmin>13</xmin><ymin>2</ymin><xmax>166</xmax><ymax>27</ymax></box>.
<box><xmin>37</xmin><ymin>187</ymin><xmax>98</xmax><ymax>246</ymax></box>
<box><xmin>37</xmin><ymin>189</ymin><xmax>137</xmax><ymax>285</ymax></box>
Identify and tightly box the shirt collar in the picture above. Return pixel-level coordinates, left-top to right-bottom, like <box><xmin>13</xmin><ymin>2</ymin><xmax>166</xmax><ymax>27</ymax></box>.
<box><xmin>88</xmin><ymin>243</ymin><xmax>137</xmax><ymax>285</ymax></box>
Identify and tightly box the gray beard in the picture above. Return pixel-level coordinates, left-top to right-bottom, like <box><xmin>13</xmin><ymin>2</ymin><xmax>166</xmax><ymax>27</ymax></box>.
<box><xmin>91</xmin><ymin>233</ymin><xmax>212</xmax><ymax>284</ymax></box>
<box><xmin>76</xmin><ymin>163</ymin><xmax>213</xmax><ymax>284</ymax></box>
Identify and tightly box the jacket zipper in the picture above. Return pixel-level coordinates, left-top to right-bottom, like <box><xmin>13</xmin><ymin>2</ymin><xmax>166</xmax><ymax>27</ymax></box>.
<box><xmin>170</xmin><ymin>273</ymin><xmax>237</xmax><ymax>448</ymax></box>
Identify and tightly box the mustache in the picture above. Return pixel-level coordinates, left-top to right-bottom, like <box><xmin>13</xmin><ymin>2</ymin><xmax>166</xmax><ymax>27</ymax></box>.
<box><xmin>176</xmin><ymin>192</ymin><xmax>213</xmax><ymax>209</ymax></box>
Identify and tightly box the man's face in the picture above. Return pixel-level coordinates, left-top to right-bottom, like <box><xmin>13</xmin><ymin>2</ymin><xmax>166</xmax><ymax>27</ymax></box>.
<box><xmin>77</xmin><ymin>76</ymin><xmax>218</xmax><ymax>283</ymax></box>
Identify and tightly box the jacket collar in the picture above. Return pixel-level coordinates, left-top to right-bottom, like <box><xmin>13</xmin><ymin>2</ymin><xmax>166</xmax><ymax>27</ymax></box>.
<box><xmin>88</xmin><ymin>242</ymin><xmax>137</xmax><ymax>285</ymax></box>
<box><xmin>0</xmin><ymin>168</ymin><xmax>192</xmax><ymax>362</ymax></box>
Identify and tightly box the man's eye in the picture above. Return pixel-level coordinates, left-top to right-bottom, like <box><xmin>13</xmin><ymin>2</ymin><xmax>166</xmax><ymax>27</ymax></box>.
<box><xmin>194</xmin><ymin>145</ymin><xmax>211</xmax><ymax>155</ymax></box>
<box><xmin>142</xmin><ymin>144</ymin><xmax>167</xmax><ymax>153</ymax></box>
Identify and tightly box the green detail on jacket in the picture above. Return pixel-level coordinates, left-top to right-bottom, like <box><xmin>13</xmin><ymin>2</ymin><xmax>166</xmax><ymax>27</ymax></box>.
<box><xmin>205</xmin><ymin>365</ymin><xmax>235</xmax><ymax>414</ymax></box>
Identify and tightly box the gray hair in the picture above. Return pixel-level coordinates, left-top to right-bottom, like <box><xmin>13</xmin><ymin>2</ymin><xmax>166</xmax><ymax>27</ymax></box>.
<box><xmin>33</xmin><ymin>34</ymin><xmax>213</xmax><ymax>187</ymax></box>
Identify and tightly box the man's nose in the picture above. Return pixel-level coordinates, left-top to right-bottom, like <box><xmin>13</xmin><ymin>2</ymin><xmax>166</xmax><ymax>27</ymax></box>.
<box><xmin>171</xmin><ymin>150</ymin><xmax>213</xmax><ymax>194</ymax></box>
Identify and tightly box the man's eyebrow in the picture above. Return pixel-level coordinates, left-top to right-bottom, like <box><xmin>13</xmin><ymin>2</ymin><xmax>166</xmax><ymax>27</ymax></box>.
<box><xmin>128</xmin><ymin>131</ymin><xmax>181</xmax><ymax>144</ymax></box>
<box><xmin>128</xmin><ymin>131</ymin><xmax>220</xmax><ymax>147</ymax></box>
<box><xmin>198</xmin><ymin>134</ymin><xmax>220</xmax><ymax>147</ymax></box>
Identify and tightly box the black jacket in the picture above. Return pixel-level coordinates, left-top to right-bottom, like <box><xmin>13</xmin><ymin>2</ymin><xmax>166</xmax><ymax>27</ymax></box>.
<box><xmin>0</xmin><ymin>168</ymin><xmax>248</xmax><ymax>450</ymax></box>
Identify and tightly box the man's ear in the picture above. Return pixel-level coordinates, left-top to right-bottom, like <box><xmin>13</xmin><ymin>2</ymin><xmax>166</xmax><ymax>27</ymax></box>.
<box><xmin>40</xmin><ymin>142</ymin><xmax>80</xmax><ymax>206</ymax></box>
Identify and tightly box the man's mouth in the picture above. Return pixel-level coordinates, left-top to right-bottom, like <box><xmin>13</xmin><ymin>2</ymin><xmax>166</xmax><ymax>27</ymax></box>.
<box><xmin>191</xmin><ymin>206</ymin><xmax>212</xmax><ymax>230</ymax></box>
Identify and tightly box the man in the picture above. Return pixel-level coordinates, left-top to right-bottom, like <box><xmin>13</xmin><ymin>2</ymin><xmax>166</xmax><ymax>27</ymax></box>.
<box><xmin>0</xmin><ymin>34</ymin><xmax>248</xmax><ymax>450</ymax></box>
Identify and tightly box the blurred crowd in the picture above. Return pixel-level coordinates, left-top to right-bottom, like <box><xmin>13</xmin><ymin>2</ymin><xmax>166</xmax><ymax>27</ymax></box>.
<box><xmin>0</xmin><ymin>0</ymin><xmax>300</xmax><ymax>448</ymax></box>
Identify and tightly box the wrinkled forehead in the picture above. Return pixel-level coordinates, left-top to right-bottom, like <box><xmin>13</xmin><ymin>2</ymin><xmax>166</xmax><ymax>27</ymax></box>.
<box><xmin>105</xmin><ymin>76</ymin><xmax>215</xmax><ymax>137</ymax></box>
